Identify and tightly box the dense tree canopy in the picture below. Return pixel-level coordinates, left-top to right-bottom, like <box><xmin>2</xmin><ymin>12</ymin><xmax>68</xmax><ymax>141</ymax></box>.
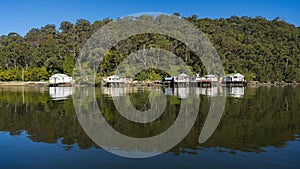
<box><xmin>0</xmin><ymin>15</ymin><xmax>299</xmax><ymax>82</ymax></box>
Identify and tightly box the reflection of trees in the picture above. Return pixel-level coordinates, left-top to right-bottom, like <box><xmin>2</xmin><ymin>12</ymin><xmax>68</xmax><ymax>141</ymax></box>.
<box><xmin>0</xmin><ymin>87</ymin><xmax>300</xmax><ymax>155</ymax></box>
<box><xmin>99</xmin><ymin>89</ymin><xmax>180</xmax><ymax>138</ymax></box>
<box><xmin>173</xmin><ymin>87</ymin><xmax>300</xmax><ymax>155</ymax></box>
<box><xmin>0</xmin><ymin>87</ymin><xmax>97</xmax><ymax>149</ymax></box>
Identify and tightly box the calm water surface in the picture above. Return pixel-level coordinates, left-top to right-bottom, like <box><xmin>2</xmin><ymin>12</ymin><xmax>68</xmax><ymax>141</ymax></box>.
<box><xmin>0</xmin><ymin>86</ymin><xmax>299</xmax><ymax>169</ymax></box>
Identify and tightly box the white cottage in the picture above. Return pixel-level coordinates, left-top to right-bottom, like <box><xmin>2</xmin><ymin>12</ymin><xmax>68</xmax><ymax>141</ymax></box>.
<box><xmin>174</xmin><ymin>73</ymin><xmax>190</xmax><ymax>83</ymax></box>
<box><xmin>223</xmin><ymin>73</ymin><xmax>245</xmax><ymax>82</ymax></box>
<box><xmin>163</xmin><ymin>77</ymin><xmax>174</xmax><ymax>82</ymax></box>
<box><xmin>204</xmin><ymin>74</ymin><xmax>218</xmax><ymax>82</ymax></box>
<box><xmin>197</xmin><ymin>74</ymin><xmax>218</xmax><ymax>82</ymax></box>
<box><xmin>103</xmin><ymin>75</ymin><xmax>124</xmax><ymax>83</ymax></box>
<box><xmin>49</xmin><ymin>74</ymin><xmax>73</xmax><ymax>85</ymax></box>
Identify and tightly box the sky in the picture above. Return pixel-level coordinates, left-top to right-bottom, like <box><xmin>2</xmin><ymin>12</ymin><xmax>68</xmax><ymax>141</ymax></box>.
<box><xmin>0</xmin><ymin>0</ymin><xmax>299</xmax><ymax>36</ymax></box>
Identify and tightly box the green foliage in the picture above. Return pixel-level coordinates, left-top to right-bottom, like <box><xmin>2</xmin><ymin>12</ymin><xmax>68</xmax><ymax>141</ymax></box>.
<box><xmin>0</xmin><ymin>67</ymin><xmax>49</xmax><ymax>81</ymax></box>
<box><xmin>63</xmin><ymin>55</ymin><xmax>75</xmax><ymax>76</ymax></box>
<box><xmin>0</xmin><ymin>15</ymin><xmax>299</xmax><ymax>82</ymax></box>
<box><xmin>37</xmin><ymin>67</ymin><xmax>50</xmax><ymax>80</ymax></box>
<box><xmin>134</xmin><ymin>69</ymin><xmax>168</xmax><ymax>81</ymax></box>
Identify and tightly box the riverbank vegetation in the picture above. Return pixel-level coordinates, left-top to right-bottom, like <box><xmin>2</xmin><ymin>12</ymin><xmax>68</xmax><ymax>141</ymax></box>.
<box><xmin>0</xmin><ymin>14</ymin><xmax>299</xmax><ymax>82</ymax></box>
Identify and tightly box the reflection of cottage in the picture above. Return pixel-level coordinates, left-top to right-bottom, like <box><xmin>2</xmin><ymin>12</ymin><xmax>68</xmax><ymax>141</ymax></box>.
<box><xmin>102</xmin><ymin>87</ymin><xmax>129</xmax><ymax>97</ymax></box>
<box><xmin>164</xmin><ymin>87</ymin><xmax>174</xmax><ymax>96</ymax></box>
<box><xmin>49</xmin><ymin>87</ymin><xmax>73</xmax><ymax>100</ymax></box>
<box><xmin>174</xmin><ymin>87</ymin><xmax>189</xmax><ymax>99</ymax></box>
<box><xmin>225</xmin><ymin>87</ymin><xmax>245</xmax><ymax>98</ymax></box>
<box><xmin>49</xmin><ymin>74</ymin><xmax>73</xmax><ymax>86</ymax></box>
<box><xmin>222</xmin><ymin>73</ymin><xmax>246</xmax><ymax>86</ymax></box>
<box><xmin>197</xmin><ymin>87</ymin><xmax>218</xmax><ymax>96</ymax></box>
<box><xmin>230</xmin><ymin>87</ymin><xmax>245</xmax><ymax>98</ymax></box>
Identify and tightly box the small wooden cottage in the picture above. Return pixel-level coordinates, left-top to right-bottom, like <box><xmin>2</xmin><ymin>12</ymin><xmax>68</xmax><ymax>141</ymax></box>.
<box><xmin>174</xmin><ymin>73</ymin><xmax>190</xmax><ymax>83</ymax></box>
<box><xmin>104</xmin><ymin>75</ymin><xmax>124</xmax><ymax>83</ymax></box>
<box><xmin>102</xmin><ymin>75</ymin><xmax>125</xmax><ymax>86</ymax></box>
<box><xmin>223</xmin><ymin>73</ymin><xmax>245</xmax><ymax>82</ymax></box>
<box><xmin>49</xmin><ymin>74</ymin><xmax>73</xmax><ymax>86</ymax></box>
<box><xmin>174</xmin><ymin>87</ymin><xmax>190</xmax><ymax>99</ymax></box>
<box><xmin>203</xmin><ymin>74</ymin><xmax>218</xmax><ymax>82</ymax></box>
<box><xmin>161</xmin><ymin>73</ymin><xmax>190</xmax><ymax>87</ymax></box>
<box><xmin>163</xmin><ymin>77</ymin><xmax>174</xmax><ymax>82</ymax></box>
<box><xmin>222</xmin><ymin>73</ymin><xmax>246</xmax><ymax>86</ymax></box>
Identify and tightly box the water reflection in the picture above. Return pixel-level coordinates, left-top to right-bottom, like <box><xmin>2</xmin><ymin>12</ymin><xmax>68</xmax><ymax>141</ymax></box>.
<box><xmin>49</xmin><ymin>87</ymin><xmax>73</xmax><ymax>100</ymax></box>
<box><xmin>163</xmin><ymin>87</ymin><xmax>191</xmax><ymax>99</ymax></box>
<box><xmin>76</xmin><ymin>86</ymin><xmax>201</xmax><ymax>158</ymax></box>
<box><xmin>0</xmin><ymin>86</ymin><xmax>300</xmax><ymax>156</ymax></box>
<box><xmin>101</xmin><ymin>86</ymin><xmax>245</xmax><ymax>98</ymax></box>
<box><xmin>223</xmin><ymin>87</ymin><xmax>245</xmax><ymax>98</ymax></box>
<box><xmin>196</xmin><ymin>87</ymin><xmax>219</xmax><ymax>96</ymax></box>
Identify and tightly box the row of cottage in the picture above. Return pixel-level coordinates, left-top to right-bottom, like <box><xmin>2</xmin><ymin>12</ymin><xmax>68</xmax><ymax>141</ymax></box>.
<box><xmin>48</xmin><ymin>72</ymin><xmax>246</xmax><ymax>86</ymax></box>
<box><xmin>103</xmin><ymin>73</ymin><xmax>246</xmax><ymax>86</ymax></box>
<box><xmin>162</xmin><ymin>73</ymin><xmax>245</xmax><ymax>83</ymax></box>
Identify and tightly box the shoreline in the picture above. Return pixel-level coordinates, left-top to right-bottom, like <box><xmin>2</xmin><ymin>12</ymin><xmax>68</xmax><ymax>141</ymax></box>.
<box><xmin>0</xmin><ymin>81</ymin><xmax>49</xmax><ymax>86</ymax></box>
<box><xmin>248</xmin><ymin>81</ymin><xmax>300</xmax><ymax>87</ymax></box>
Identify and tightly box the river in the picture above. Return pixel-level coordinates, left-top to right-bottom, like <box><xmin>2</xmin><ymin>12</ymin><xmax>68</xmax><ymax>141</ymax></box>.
<box><xmin>0</xmin><ymin>86</ymin><xmax>299</xmax><ymax>169</ymax></box>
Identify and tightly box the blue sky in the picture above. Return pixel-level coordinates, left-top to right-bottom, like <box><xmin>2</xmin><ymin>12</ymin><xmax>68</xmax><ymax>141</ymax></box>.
<box><xmin>0</xmin><ymin>0</ymin><xmax>299</xmax><ymax>36</ymax></box>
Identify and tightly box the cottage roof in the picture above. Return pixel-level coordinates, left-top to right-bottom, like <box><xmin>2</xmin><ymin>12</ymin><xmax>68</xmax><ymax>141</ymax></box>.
<box><xmin>108</xmin><ymin>75</ymin><xmax>119</xmax><ymax>78</ymax></box>
<box><xmin>226</xmin><ymin>73</ymin><xmax>244</xmax><ymax>77</ymax></box>
<box><xmin>178</xmin><ymin>73</ymin><xmax>189</xmax><ymax>77</ymax></box>
<box><xmin>107</xmin><ymin>75</ymin><xmax>125</xmax><ymax>78</ymax></box>
<box><xmin>205</xmin><ymin>74</ymin><xmax>217</xmax><ymax>78</ymax></box>
<box><xmin>50</xmin><ymin>74</ymin><xmax>70</xmax><ymax>78</ymax></box>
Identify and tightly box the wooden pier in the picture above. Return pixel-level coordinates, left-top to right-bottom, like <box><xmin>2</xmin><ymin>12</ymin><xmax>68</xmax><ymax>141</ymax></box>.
<box><xmin>103</xmin><ymin>82</ymin><xmax>125</xmax><ymax>87</ymax></box>
<box><xmin>222</xmin><ymin>81</ymin><xmax>247</xmax><ymax>87</ymax></box>
<box><xmin>160</xmin><ymin>81</ymin><xmax>212</xmax><ymax>88</ymax></box>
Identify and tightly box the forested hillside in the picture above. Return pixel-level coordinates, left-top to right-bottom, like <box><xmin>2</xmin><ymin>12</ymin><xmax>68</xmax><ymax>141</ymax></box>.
<box><xmin>0</xmin><ymin>14</ymin><xmax>299</xmax><ymax>82</ymax></box>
